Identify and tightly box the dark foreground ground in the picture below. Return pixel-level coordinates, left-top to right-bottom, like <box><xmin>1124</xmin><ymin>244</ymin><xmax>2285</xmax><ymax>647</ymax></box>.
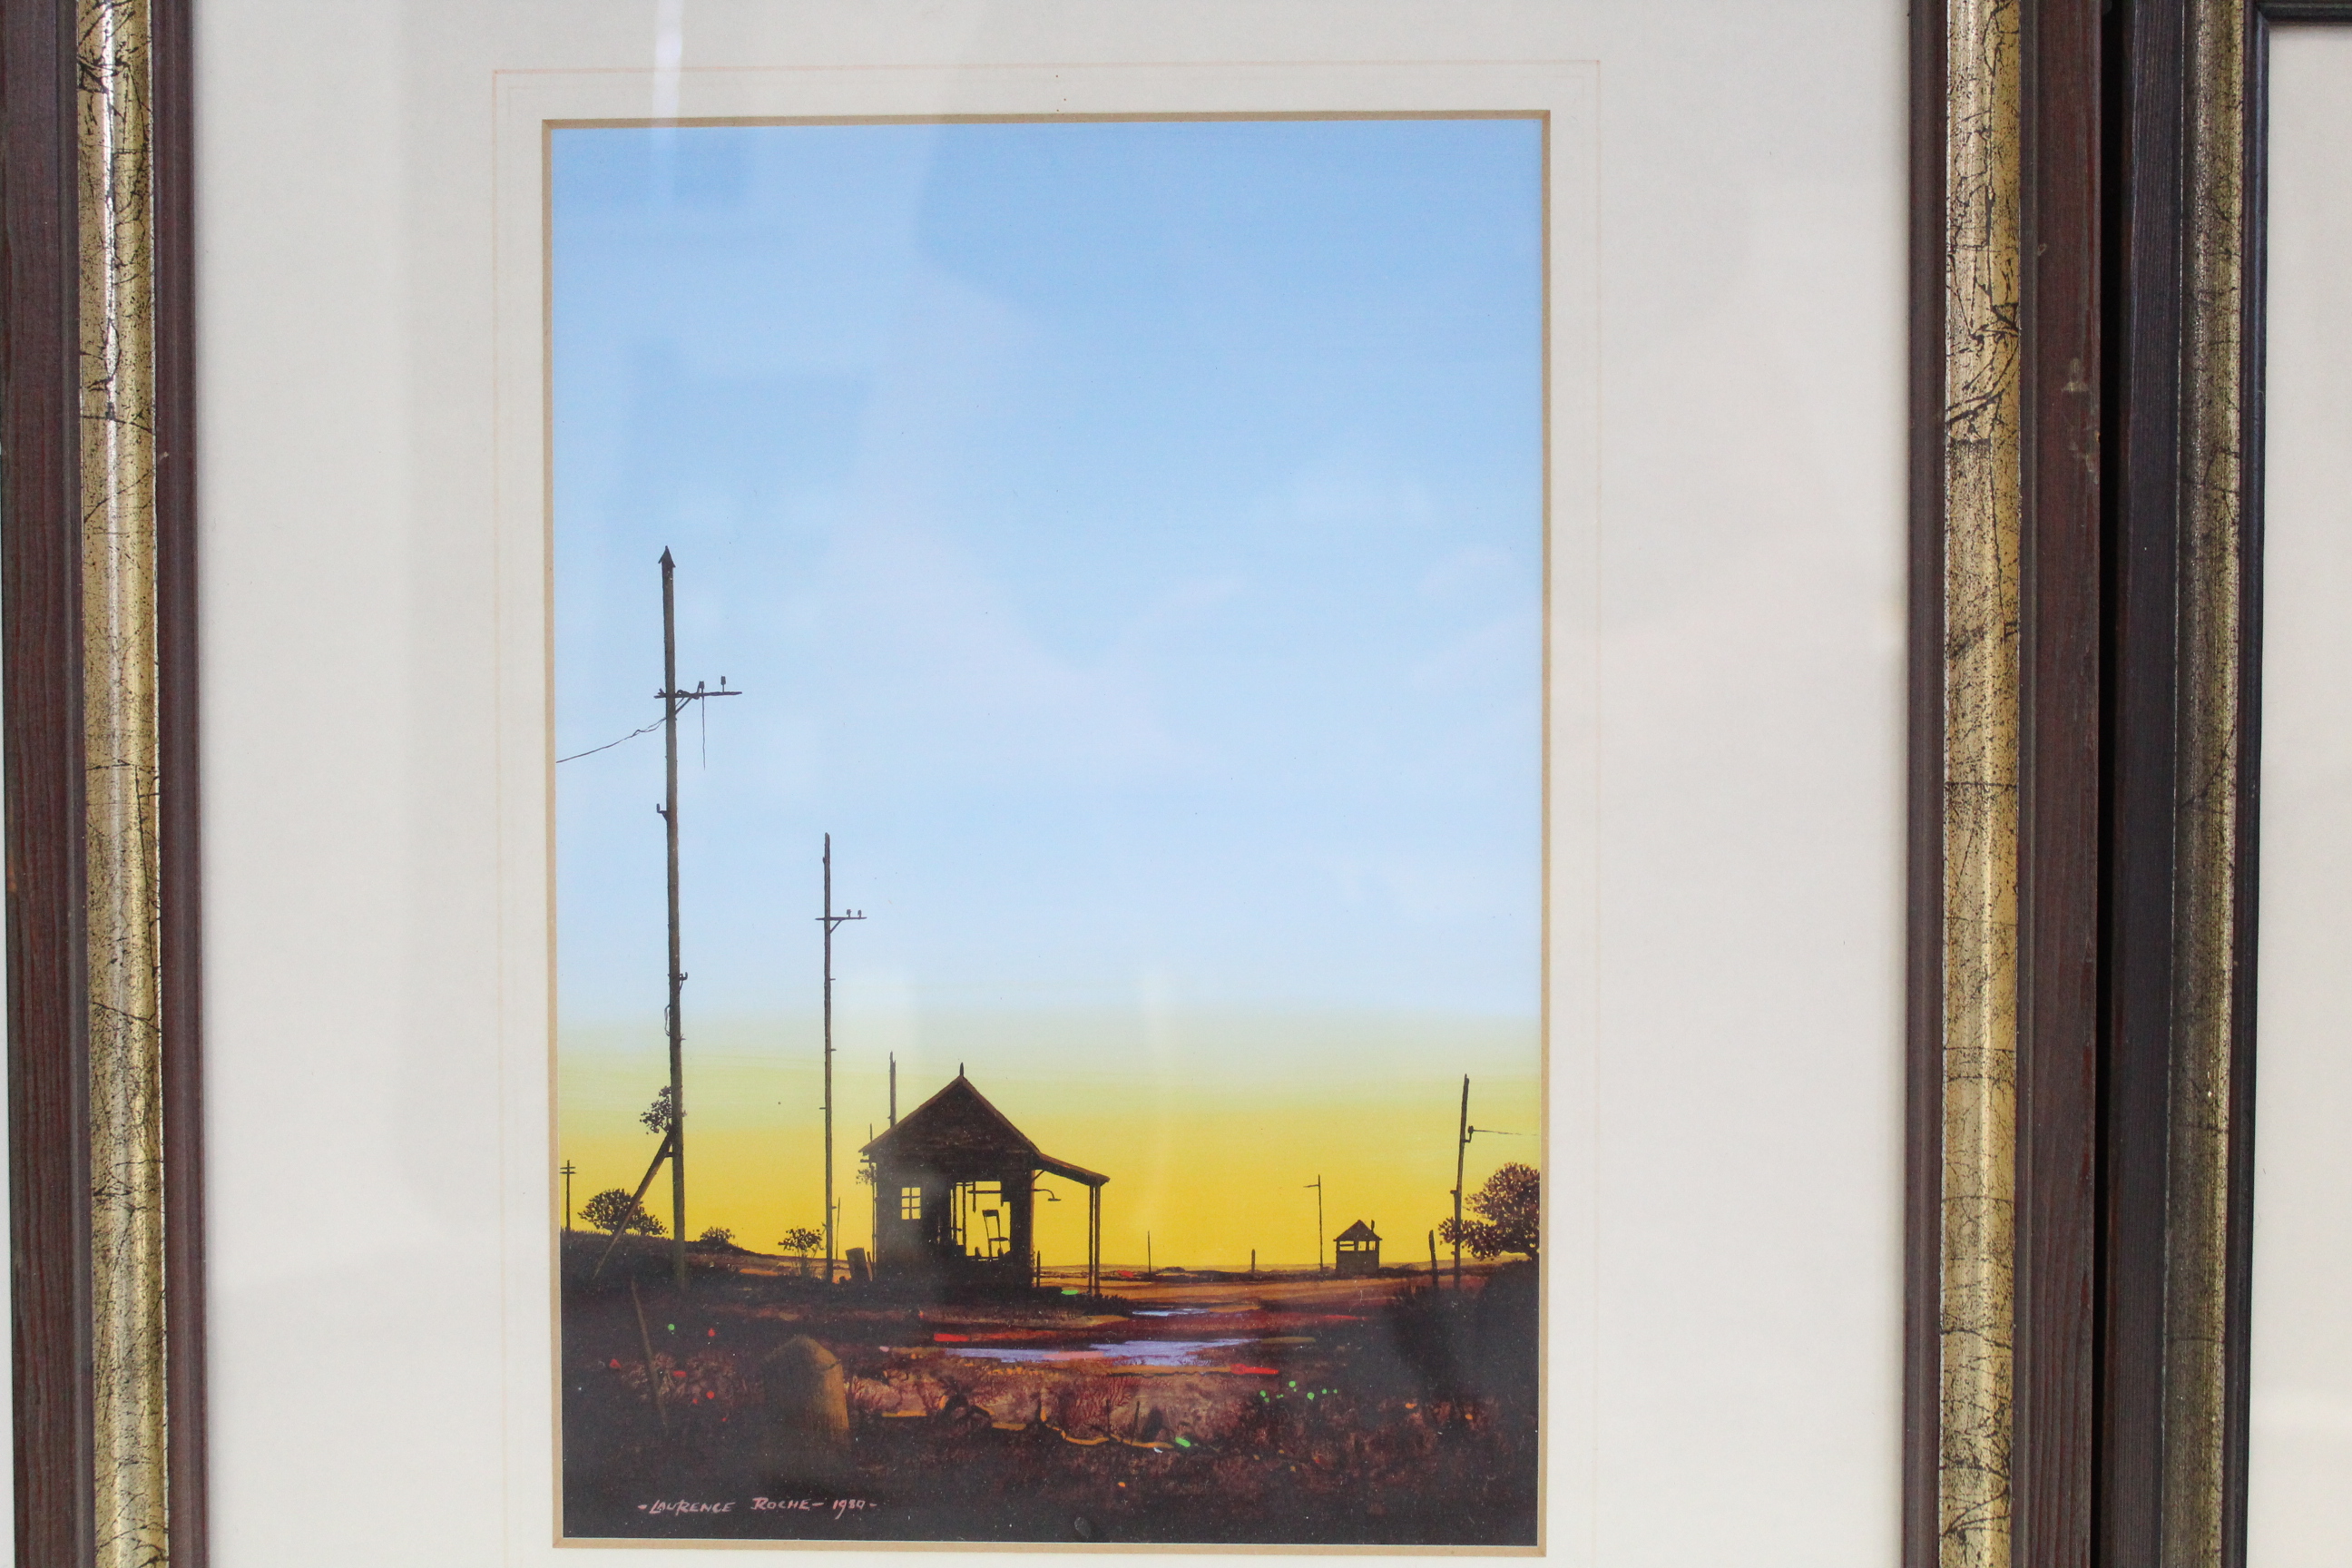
<box><xmin>559</xmin><ymin>1237</ymin><xmax>1539</xmax><ymax>1546</ymax></box>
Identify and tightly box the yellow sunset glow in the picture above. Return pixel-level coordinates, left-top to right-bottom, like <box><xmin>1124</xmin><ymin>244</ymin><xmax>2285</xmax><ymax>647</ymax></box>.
<box><xmin>557</xmin><ymin>1011</ymin><xmax>1542</xmax><ymax>1270</ymax></box>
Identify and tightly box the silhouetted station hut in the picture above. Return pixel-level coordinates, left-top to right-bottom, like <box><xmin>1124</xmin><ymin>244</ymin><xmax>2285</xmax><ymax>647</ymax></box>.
<box><xmin>860</xmin><ymin>1073</ymin><xmax>1107</xmax><ymax>1294</ymax></box>
<box><xmin>1334</xmin><ymin>1220</ymin><xmax>1382</xmax><ymax>1277</ymax></box>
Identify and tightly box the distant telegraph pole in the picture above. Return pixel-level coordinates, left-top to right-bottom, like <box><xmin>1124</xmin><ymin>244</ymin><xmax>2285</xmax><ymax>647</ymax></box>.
<box><xmin>560</xmin><ymin>1161</ymin><xmax>578</xmax><ymax>1231</ymax></box>
<box><xmin>653</xmin><ymin>549</ymin><xmax>739</xmax><ymax>1289</ymax></box>
<box><xmin>1306</xmin><ymin>1176</ymin><xmax>1325</xmax><ymax>1273</ymax></box>
<box><xmin>1452</xmin><ymin>1076</ymin><xmax>1470</xmax><ymax>1290</ymax></box>
<box><xmin>818</xmin><ymin>834</ymin><xmax>864</xmax><ymax>1282</ymax></box>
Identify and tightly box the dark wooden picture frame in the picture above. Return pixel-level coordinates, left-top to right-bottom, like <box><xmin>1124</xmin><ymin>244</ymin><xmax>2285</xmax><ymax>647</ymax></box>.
<box><xmin>4</xmin><ymin>0</ymin><xmax>204</xmax><ymax>1563</ymax></box>
<box><xmin>1906</xmin><ymin>4</ymin><xmax>2352</xmax><ymax>1563</ymax></box>
<box><xmin>5</xmin><ymin>0</ymin><xmax>2332</xmax><ymax>1562</ymax></box>
<box><xmin>1905</xmin><ymin>2</ymin><xmax>2103</xmax><ymax>1564</ymax></box>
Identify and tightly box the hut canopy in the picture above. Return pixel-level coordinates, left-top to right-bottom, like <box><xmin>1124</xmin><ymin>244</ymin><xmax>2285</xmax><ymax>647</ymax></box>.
<box><xmin>859</xmin><ymin>1073</ymin><xmax>1105</xmax><ymax>1188</ymax></box>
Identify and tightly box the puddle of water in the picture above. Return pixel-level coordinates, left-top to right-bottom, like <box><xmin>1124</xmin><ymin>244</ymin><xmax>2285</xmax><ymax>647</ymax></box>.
<box><xmin>942</xmin><ymin>1338</ymin><xmax>1253</xmax><ymax>1367</ymax></box>
<box><xmin>1091</xmin><ymin>1339</ymin><xmax>1252</xmax><ymax>1366</ymax></box>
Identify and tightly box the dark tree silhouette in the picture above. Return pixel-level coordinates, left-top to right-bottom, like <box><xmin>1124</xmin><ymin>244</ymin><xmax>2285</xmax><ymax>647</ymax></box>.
<box><xmin>580</xmin><ymin>1187</ymin><xmax>666</xmax><ymax>1237</ymax></box>
<box><xmin>697</xmin><ymin>1226</ymin><xmax>735</xmax><ymax>1247</ymax></box>
<box><xmin>779</xmin><ymin>1226</ymin><xmax>823</xmax><ymax>1276</ymax></box>
<box><xmin>1439</xmin><ymin>1162</ymin><xmax>1540</xmax><ymax>1260</ymax></box>
<box><xmin>640</xmin><ymin>1085</ymin><xmax>675</xmax><ymax>1136</ymax></box>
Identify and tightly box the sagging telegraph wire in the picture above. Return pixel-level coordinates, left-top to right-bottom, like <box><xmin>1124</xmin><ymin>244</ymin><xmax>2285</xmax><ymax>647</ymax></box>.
<box><xmin>556</xmin><ymin>717</ymin><xmax>665</xmax><ymax>765</ymax></box>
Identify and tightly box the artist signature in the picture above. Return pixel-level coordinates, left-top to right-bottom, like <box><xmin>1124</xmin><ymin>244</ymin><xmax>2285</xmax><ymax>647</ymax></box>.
<box><xmin>637</xmin><ymin>1496</ymin><xmax>875</xmax><ymax>1519</ymax></box>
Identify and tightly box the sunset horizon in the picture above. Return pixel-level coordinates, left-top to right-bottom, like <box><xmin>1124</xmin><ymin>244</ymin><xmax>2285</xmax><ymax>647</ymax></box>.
<box><xmin>557</xmin><ymin>1007</ymin><xmax>1541</xmax><ymax>1271</ymax></box>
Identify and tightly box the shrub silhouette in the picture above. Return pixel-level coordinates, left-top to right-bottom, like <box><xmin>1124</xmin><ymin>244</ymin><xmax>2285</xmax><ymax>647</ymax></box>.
<box><xmin>1438</xmin><ymin>1162</ymin><xmax>1539</xmax><ymax>1261</ymax></box>
<box><xmin>581</xmin><ymin>1187</ymin><xmax>665</xmax><ymax>1237</ymax></box>
<box><xmin>779</xmin><ymin>1226</ymin><xmax>823</xmax><ymax>1275</ymax></box>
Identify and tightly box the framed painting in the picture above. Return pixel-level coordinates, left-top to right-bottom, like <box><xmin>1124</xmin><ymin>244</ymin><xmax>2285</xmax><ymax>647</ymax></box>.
<box><xmin>0</xmin><ymin>2</ymin><xmax>2102</xmax><ymax>1563</ymax></box>
<box><xmin>499</xmin><ymin>52</ymin><xmax>1584</xmax><ymax>1555</ymax></box>
<box><xmin>526</xmin><ymin>98</ymin><xmax>1556</xmax><ymax>1547</ymax></box>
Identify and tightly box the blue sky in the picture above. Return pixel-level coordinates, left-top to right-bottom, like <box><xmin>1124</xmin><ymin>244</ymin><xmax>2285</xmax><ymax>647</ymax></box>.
<box><xmin>551</xmin><ymin>119</ymin><xmax>1544</xmax><ymax>1034</ymax></box>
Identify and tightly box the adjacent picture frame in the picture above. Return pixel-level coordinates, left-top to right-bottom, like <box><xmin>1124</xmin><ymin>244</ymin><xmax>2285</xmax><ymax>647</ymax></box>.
<box><xmin>2104</xmin><ymin>4</ymin><xmax>2352</xmax><ymax>1564</ymax></box>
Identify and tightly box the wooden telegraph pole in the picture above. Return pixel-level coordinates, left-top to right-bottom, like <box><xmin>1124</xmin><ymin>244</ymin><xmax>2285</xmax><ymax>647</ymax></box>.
<box><xmin>654</xmin><ymin>549</ymin><xmax>737</xmax><ymax>1289</ymax></box>
<box><xmin>560</xmin><ymin>1161</ymin><xmax>577</xmax><ymax>1231</ymax></box>
<box><xmin>818</xmin><ymin>835</ymin><xmax>864</xmax><ymax>1282</ymax></box>
<box><xmin>1307</xmin><ymin>1175</ymin><xmax>1324</xmax><ymax>1273</ymax></box>
<box><xmin>1446</xmin><ymin>1083</ymin><xmax>1525</xmax><ymax>1293</ymax></box>
<box><xmin>1452</xmin><ymin>1075</ymin><xmax>1470</xmax><ymax>1290</ymax></box>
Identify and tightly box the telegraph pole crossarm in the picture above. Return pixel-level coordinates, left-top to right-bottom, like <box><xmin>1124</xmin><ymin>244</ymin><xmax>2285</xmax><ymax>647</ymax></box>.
<box><xmin>818</xmin><ymin>835</ymin><xmax>865</xmax><ymax>1283</ymax></box>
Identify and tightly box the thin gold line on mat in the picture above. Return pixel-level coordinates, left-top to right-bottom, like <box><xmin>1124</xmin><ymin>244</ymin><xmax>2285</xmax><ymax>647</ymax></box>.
<box><xmin>1938</xmin><ymin>0</ymin><xmax>2023</xmax><ymax>1563</ymax></box>
<box><xmin>2165</xmin><ymin>0</ymin><xmax>2247</xmax><ymax>1555</ymax></box>
<box><xmin>80</xmin><ymin>0</ymin><xmax>170</xmax><ymax>1563</ymax></box>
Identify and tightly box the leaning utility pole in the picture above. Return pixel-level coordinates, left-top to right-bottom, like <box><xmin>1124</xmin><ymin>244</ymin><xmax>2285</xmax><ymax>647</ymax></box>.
<box><xmin>818</xmin><ymin>834</ymin><xmax>864</xmax><ymax>1282</ymax></box>
<box><xmin>1452</xmin><ymin>1075</ymin><xmax>1471</xmax><ymax>1290</ymax></box>
<box><xmin>653</xmin><ymin>548</ymin><xmax>738</xmax><ymax>1289</ymax></box>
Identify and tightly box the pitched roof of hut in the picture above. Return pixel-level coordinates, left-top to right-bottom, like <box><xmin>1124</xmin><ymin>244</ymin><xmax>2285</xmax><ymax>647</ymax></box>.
<box><xmin>859</xmin><ymin>1073</ymin><xmax>1107</xmax><ymax>1187</ymax></box>
<box><xmin>1335</xmin><ymin>1220</ymin><xmax>1380</xmax><ymax>1243</ymax></box>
